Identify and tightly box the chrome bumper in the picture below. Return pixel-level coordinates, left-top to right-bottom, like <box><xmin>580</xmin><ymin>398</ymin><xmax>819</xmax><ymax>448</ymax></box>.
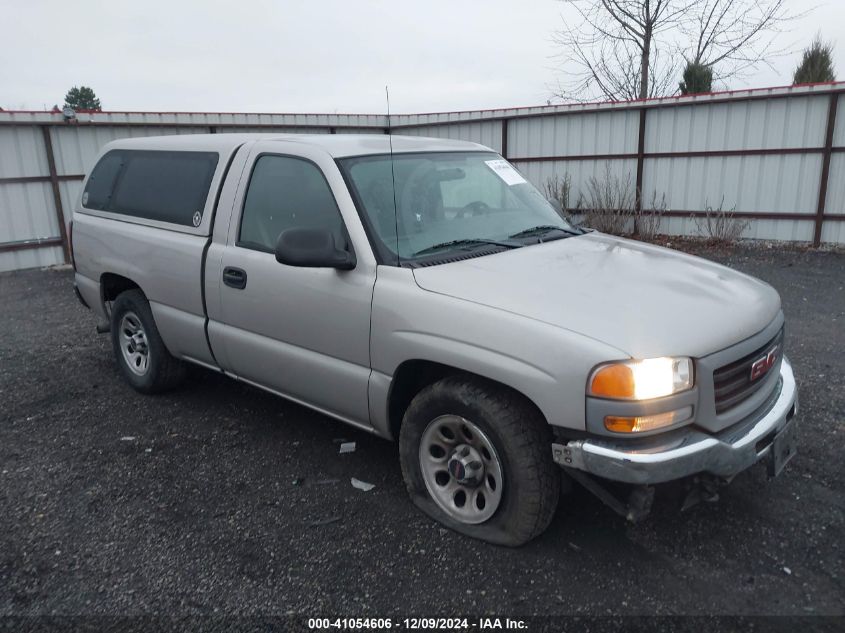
<box><xmin>553</xmin><ymin>358</ymin><xmax>798</xmax><ymax>485</ymax></box>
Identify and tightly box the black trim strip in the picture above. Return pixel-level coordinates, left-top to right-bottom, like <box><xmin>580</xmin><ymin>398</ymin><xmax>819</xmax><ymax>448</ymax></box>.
<box><xmin>200</xmin><ymin>143</ymin><xmax>245</xmax><ymax>369</ymax></box>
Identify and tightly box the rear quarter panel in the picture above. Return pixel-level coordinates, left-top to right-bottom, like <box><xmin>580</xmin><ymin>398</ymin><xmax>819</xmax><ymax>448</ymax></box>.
<box><xmin>72</xmin><ymin>137</ymin><xmax>248</xmax><ymax>367</ymax></box>
<box><xmin>73</xmin><ymin>214</ymin><xmax>213</xmax><ymax>365</ymax></box>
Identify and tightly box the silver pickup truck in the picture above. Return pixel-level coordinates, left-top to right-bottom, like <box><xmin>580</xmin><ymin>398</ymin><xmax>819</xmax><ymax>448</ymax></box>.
<box><xmin>71</xmin><ymin>134</ymin><xmax>798</xmax><ymax>545</ymax></box>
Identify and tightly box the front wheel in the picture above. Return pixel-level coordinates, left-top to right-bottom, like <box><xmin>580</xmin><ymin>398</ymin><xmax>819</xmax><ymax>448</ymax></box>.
<box><xmin>399</xmin><ymin>375</ymin><xmax>560</xmax><ymax>546</ymax></box>
<box><xmin>110</xmin><ymin>289</ymin><xmax>186</xmax><ymax>394</ymax></box>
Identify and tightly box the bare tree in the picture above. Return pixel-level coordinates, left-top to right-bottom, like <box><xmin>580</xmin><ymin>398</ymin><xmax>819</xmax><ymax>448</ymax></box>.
<box><xmin>553</xmin><ymin>0</ymin><xmax>688</xmax><ymax>101</ymax></box>
<box><xmin>553</xmin><ymin>0</ymin><xmax>805</xmax><ymax>102</ymax></box>
<box><xmin>681</xmin><ymin>0</ymin><xmax>805</xmax><ymax>82</ymax></box>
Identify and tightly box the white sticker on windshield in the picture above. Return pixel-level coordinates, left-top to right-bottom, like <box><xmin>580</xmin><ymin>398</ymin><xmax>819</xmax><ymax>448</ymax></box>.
<box><xmin>485</xmin><ymin>159</ymin><xmax>526</xmax><ymax>186</ymax></box>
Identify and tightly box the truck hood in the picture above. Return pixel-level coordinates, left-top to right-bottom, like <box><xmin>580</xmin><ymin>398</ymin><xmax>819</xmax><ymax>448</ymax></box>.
<box><xmin>412</xmin><ymin>233</ymin><xmax>781</xmax><ymax>359</ymax></box>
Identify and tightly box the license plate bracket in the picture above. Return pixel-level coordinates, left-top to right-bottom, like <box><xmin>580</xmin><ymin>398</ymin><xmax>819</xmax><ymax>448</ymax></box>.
<box><xmin>768</xmin><ymin>417</ymin><xmax>797</xmax><ymax>477</ymax></box>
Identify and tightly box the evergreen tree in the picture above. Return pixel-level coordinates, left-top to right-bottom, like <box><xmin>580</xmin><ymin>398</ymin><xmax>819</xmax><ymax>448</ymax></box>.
<box><xmin>793</xmin><ymin>36</ymin><xmax>835</xmax><ymax>84</ymax></box>
<box><xmin>63</xmin><ymin>86</ymin><xmax>102</xmax><ymax>111</ymax></box>
<box><xmin>679</xmin><ymin>62</ymin><xmax>714</xmax><ymax>95</ymax></box>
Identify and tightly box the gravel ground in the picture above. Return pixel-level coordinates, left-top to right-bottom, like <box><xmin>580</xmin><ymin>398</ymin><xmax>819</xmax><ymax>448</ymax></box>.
<box><xmin>0</xmin><ymin>243</ymin><xmax>843</xmax><ymax>619</ymax></box>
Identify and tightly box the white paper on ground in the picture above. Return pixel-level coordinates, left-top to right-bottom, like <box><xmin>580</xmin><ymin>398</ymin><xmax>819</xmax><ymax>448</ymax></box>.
<box><xmin>350</xmin><ymin>477</ymin><xmax>376</xmax><ymax>491</ymax></box>
<box><xmin>485</xmin><ymin>159</ymin><xmax>526</xmax><ymax>186</ymax></box>
<box><xmin>339</xmin><ymin>441</ymin><xmax>357</xmax><ymax>454</ymax></box>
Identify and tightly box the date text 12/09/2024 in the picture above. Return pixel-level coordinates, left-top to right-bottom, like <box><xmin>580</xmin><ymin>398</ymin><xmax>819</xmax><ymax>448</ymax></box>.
<box><xmin>307</xmin><ymin>618</ymin><xmax>528</xmax><ymax>630</ymax></box>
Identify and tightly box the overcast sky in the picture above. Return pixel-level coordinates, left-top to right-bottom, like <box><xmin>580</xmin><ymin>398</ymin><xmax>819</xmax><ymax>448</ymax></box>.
<box><xmin>2</xmin><ymin>0</ymin><xmax>843</xmax><ymax>114</ymax></box>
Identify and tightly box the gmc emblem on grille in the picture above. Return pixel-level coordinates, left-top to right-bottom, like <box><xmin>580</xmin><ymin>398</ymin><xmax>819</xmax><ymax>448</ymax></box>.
<box><xmin>750</xmin><ymin>346</ymin><xmax>779</xmax><ymax>381</ymax></box>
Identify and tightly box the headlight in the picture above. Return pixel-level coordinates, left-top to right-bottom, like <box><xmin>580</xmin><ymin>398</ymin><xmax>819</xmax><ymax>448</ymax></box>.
<box><xmin>588</xmin><ymin>357</ymin><xmax>693</xmax><ymax>400</ymax></box>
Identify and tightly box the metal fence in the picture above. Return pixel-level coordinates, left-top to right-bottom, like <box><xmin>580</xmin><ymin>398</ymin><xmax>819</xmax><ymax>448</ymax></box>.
<box><xmin>1</xmin><ymin>82</ymin><xmax>844</xmax><ymax>272</ymax></box>
<box><xmin>395</xmin><ymin>83</ymin><xmax>845</xmax><ymax>246</ymax></box>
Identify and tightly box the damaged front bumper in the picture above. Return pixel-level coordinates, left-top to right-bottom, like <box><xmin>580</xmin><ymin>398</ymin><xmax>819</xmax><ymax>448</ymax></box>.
<box><xmin>553</xmin><ymin>358</ymin><xmax>798</xmax><ymax>485</ymax></box>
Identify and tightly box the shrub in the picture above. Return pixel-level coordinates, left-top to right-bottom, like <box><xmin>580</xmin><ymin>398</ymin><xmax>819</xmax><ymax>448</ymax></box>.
<box><xmin>543</xmin><ymin>173</ymin><xmax>583</xmax><ymax>213</ymax></box>
<box><xmin>693</xmin><ymin>199</ymin><xmax>749</xmax><ymax>244</ymax></box>
<box><xmin>546</xmin><ymin>165</ymin><xmax>665</xmax><ymax>239</ymax></box>
<box><xmin>637</xmin><ymin>192</ymin><xmax>666</xmax><ymax>240</ymax></box>
<box><xmin>583</xmin><ymin>164</ymin><xmax>635</xmax><ymax>235</ymax></box>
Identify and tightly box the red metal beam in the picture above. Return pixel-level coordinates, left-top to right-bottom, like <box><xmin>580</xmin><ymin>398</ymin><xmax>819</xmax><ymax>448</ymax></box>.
<box><xmin>389</xmin><ymin>87</ymin><xmax>845</xmax><ymax>129</ymax></box>
<box><xmin>660</xmin><ymin>210</ymin><xmax>823</xmax><ymax>221</ymax></box>
<box><xmin>635</xmin><ymin>108</ymin><xmax>647</xmax><ymax>213</ymax></box>
<box><xmin>509</xmin><ymin>153</ymin><xmax>638</xmax><ymax>163</ymax></box>
<box><xmin>813</xmin><ymin>94</ymin><xmax>839</xmax><ymax>246</ymax></box>
<box><xmin>508</xmin><ymin>146</ymin><xmax>825</xmax><ymax>163</ymax></box>
<box><xmin>0</xmin><ymin>174</ymin><xmax>84</xmax><ymax>185</ymax></box>
<box><xmin>41</xmin><ymin>126</ymin><xmax>70</xmax><ymax>263</ymax></box>
<box><xmin>647</xmin><ymin>147</ymin><xmax>822</xmax><ymax>159</ymax></box>
<box><xmin>0</xmin><ymin>237</ymin><xmax>63</xmax><ymax>254</ymax></box>
<box><xmin>569</xmin><ymin>209</ymin><xmax>842</xmax><ymax>221</ymax></box>
<box><xmin>0</xmin><ymin>175</ymin><xmax>51</xmax><ymax>185</ymax></box>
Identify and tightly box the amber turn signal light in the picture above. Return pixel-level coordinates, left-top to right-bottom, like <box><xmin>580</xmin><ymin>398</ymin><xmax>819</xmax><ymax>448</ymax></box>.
<box><xmin>589</xmin><ymin>358</ymin><xmax>693</xmax><ymax>400</ymax></box>
<box><xmin>604</xmin><ymin>406</ymin><xmax>692</xmax><ymax>433</ymax></box>
<box><xmin>590</xmin><ymin>364</ymin><xmax>635</xmax><ymax>399</ymax></box>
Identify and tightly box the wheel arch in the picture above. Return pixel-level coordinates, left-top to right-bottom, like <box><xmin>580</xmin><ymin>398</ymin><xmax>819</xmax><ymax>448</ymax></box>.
<box><xmin>100</xmin><ymin>272</ymin><xmax>144</xmax><ymax>306</ymax></box>
<box><xmin>386</xmin><ymin>359</ymin><xmax>548</xmax><ymax>441</ymax></box>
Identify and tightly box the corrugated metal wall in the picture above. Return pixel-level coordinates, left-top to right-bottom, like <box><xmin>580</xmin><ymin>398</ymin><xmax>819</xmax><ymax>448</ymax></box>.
<box><xmin>2</xmin><ymin>83</ymin><xmax>844</xmax><ymax>272</ymax></box>
<box><xmin>0</xmin><ymin>111</ymin><xmax>391</xmax><ymax>272</ymax></box>
<box><xmin>393</xmin><ymin>84</ymin><xmax>845</xmax><ymax>248</ymax></box>
<box><xmin>0</xmin><ymin>125</ymin><xmax>64</xmax><ymax>271</ymax></box>
<box><xmin>823</xmin><ymin>93</ymin><xmax>845</xmax><ymax>244</ymax></box>
<box><xmin>401</xmin><ymin>120</ymin><xmax>503</xmax><ymax>153</ymax></box>
<box><xmin>638</xmin><ymin>94</ymin><xmax>830</xmax><ymax>242</ymax></box>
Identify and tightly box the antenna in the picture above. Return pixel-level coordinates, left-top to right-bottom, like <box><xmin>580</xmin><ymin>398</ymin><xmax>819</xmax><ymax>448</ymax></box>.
<box><xmin>385</xmin><ymin>85</ymin><xmax>392</xmax><ymax>135</ymax></box>
<box><xmin>386</xmin><ymin>86</ymin><xmax>400</xmax><ymax>265</ymax></box>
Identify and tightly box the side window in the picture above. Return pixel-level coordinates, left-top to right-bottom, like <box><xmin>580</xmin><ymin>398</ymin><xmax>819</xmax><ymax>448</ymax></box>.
<box><xmin>110</xmin><ymin>151</ymin><xmax>218</xmax><ymax>226</ymax></box>
<box><xmin>82</xmin><ymin>151</ymin><xmax>124</xmax><ymax>210</ymax></box>
<box><xmin>82</xmin><ymin>150</ymin><xmax>219</xmax><ymax>226</ymax></box>
<box><xmin>238</xmin><ymin>155</ymin><xmax>345</xmax><ymax>252</ymax></box>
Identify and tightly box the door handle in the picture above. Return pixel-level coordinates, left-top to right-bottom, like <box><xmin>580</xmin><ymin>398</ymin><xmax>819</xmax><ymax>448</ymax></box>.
<box><xmin>223</xmin><ymin>266</ymin><xmax>247</xmax><ymax>289</ymax></box>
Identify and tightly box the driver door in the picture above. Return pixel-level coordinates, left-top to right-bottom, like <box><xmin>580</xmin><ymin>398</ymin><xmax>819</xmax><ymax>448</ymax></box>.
<box><xmin>208</xmin><ymin>141</ymin><xmax>376</xmax><ymax>428</ymax></box>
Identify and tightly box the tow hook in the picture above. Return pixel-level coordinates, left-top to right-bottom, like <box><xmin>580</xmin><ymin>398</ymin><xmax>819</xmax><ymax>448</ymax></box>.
<box><xmin>563</xmin><ymin>467</ymin><xmax>654</xmax><ymax>522</ymax></box>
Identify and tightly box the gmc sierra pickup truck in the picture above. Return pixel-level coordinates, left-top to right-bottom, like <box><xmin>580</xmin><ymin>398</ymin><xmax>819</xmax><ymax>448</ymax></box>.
<box><xmin>71</xmin><ymin>133</ymin><xmax>798</xmax><ymax>545</ymax></box>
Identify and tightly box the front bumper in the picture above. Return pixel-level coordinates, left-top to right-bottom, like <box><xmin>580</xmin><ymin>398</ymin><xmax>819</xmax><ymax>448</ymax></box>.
<box><xmin>552</xmin><ymin>358</ymin><xmax>798</xmax><ymax>485</ymax></box>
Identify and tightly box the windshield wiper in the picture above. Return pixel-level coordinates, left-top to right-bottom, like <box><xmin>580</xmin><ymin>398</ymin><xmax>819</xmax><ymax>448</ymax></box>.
<box><xmin>413</xmin><ymin>238</ymin><xmax>522</xmax><ymax>257</ymax></box>
<box><xmin>509</xmin><ymin>224</ymin><xmax>583</xmax><ymax>240</ymax></box>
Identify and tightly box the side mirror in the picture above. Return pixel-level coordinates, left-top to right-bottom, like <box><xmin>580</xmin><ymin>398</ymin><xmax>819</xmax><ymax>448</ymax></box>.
<box><xmin>275</xmin><ymin>228</ymin><xmax>356</xmax><ymax>270</ymax></box>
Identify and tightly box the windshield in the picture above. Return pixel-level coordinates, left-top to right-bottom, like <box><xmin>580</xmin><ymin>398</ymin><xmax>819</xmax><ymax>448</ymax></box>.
<box><xmin>338</xmin><ymin>151</ymin><xmax>578</xmax><ymax>264</ymax></box>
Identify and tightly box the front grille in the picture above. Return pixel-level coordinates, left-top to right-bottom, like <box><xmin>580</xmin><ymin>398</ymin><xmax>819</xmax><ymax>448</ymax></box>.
<box><xmin>713</xmin><ymin>329</ymin><xmax>784</xmax><ymax>414</ymax></box>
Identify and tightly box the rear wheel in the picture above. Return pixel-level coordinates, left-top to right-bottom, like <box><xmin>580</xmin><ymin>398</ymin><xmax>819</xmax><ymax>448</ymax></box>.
<box><xmin>110</xmin><ymin>289</ymin><xmax>186</xmax><ymax>393</ymax></box>
<box><xmin>399</xmin><ymin>375</ymin><xmax>560</xmax><ymax>546</ymax></box>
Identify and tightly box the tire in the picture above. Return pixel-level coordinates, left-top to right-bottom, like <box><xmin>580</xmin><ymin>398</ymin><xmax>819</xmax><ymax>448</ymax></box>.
<box><xmin>399</xmin><ymin>375</ymin><xmax>560</xmax><ymax>546</ymax></box>
<box><xmin>110</xmin><ymin>289</ymin><xmax>186</xmax><ymax>394</ymax></box>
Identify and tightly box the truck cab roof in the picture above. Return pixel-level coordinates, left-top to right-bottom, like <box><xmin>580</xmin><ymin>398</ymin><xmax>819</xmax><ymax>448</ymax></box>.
<box><xmin>101</xmin><ymin>133</ymin><xmax>491</xmax><ymax>158</ymax></box>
